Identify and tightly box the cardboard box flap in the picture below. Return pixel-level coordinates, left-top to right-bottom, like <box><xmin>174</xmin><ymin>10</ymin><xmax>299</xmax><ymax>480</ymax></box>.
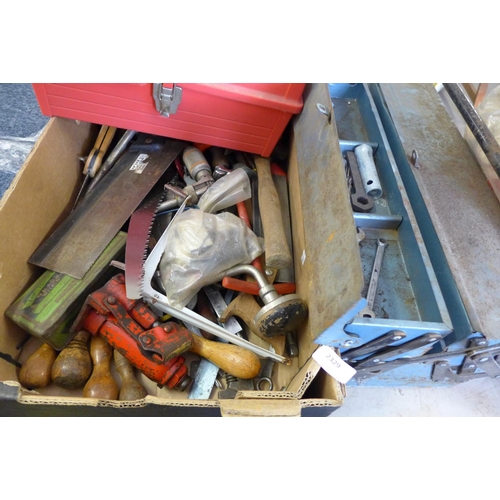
<box><xmin>219</xmin><ymin>398</ymin><xmax>301</xmax><ymax>417</ymax></box>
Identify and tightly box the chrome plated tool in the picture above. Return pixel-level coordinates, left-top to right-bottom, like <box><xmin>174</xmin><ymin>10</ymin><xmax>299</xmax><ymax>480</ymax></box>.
<box><xmin>345</xmin><ymin>150</ymin><xmax>375</xmax><ymax>213</ymax></box>
<box><xmin>354</xmin><ymin>143</ymin><xmax>383</xmax><ymax>199</ymax></box>
<box><xmin>255</xmin><ymin>347</ymin><xmax>275</xmax><ymax>391</ymax></box>
<box><xmin>358</xmin><ymin>238</ymin><xmax>388</xmax><ymax>318</ymax></box>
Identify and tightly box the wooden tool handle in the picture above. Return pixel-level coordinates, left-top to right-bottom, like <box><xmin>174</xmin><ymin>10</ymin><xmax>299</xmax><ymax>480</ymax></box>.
<box><xmin>114</xmin><ymin>350</ymin><xmax>148</xmax><ymax>401</ymax></box>
<box><xmin>51</xmin><ymin>330</ymin><xmax>92</xmax><ymax>389</ymax></box>
<box><xmin>83</xmin><ymin>336</ymin><xmax>118</xmax><ymax>400</ymax></box>
<box><xmin>254</xmin><ymin>156</ymin><xmax>292</xmax><ymax>269</ymax></box>
<box><xmin>84</xmin><ymin>125</ymin><xmax>117</xmax><ymax>177</ymax></box>
<box><xmin>189</xmin><ymin>334</ymin><xmax>261</xmax><ymax>380</ymax></box>
<box><xmin>19</xmin><ymin>343</ymin><xmax>57</xmax><ymax>389</ymax></box>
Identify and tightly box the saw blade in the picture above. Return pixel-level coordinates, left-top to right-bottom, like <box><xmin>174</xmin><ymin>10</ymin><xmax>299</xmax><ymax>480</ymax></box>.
<box><xmin>29</xmin><ymin>135</ymin><xmax>185</xmax><ymax>279</ymax></box>
<box><xmin>138</xmin><ymin>198</ymin><xmax>290</xmax><ymax>365</ymax></box>
<box><xmin>124</xmin><ymin>187</ymin><xmax>166</xmax><ymax>300</ymax></box>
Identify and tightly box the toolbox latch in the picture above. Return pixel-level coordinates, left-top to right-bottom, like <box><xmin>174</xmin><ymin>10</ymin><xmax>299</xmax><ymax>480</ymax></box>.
<box><xmin>153</xmin><ymin>83</ymin><xmax>183</xmax><ymax>117</ymax></box>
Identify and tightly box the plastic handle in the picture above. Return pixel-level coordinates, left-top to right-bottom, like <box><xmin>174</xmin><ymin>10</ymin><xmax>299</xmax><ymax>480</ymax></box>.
<box><xmin>222</xmin><ymin>276</ymin><xmax>295</xmax><ymax>296</ymax></box>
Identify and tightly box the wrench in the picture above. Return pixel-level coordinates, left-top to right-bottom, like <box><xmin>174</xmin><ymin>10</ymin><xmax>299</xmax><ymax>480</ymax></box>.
<box><xmin>254</xmin><ymin>347</ymin><xmax>276</xmax><ymax>391</ymax></box>
<box><xmin>358</xmin><ymin>238</ymin><xmax>388</xmax><ymax>318</ymax></box>
<box><xmin>345</xmin><ymin>151</ymin><xmax>375</xmax><ymax>213</ymax></box>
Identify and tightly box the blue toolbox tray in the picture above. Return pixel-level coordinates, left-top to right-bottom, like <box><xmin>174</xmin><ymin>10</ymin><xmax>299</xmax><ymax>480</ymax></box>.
<box><xmin>319</xmin><ymin>83</ymin><xmax>500</xmax><ymax>387</ymax></box>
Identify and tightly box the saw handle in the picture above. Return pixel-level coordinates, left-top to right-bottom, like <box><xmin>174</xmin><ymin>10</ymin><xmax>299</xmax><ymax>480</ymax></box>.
<box><xmin>254</xmin><ymin>156</ymin><xmax>292</xmax><ymax>270</ymax></box>
<box><xmin>189</xmin><ymin>334</ymin><xmax>261</xmax><ymax>380</ymax></box>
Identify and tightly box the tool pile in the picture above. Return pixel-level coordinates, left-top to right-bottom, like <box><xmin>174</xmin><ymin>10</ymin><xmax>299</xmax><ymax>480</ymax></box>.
<box><xmin>7</xmin><ymin>127</ymin><xmax>308</xmax><ymax>401</ymax></box>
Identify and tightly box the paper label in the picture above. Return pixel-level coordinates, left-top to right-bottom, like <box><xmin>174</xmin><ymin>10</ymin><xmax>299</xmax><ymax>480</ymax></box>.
<box><xmin>130</xmin><ymin>153</ymin><xmax>149</xmax><ymax>174</ymax></box>
<box><xmin>313</xmin><ymin>345</ymin><xmax>356</xmax><ymax>383</ymax></box>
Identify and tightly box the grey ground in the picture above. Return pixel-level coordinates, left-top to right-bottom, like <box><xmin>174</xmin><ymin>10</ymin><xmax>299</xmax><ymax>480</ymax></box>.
<box><xmin>0</xmin><ymin>83</ymin><xmax>49</xmax><ymax>198</ymax></box>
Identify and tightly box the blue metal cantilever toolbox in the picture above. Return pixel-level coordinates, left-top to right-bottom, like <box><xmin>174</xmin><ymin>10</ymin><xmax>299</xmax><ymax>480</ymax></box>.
<box><xmin>0</xmin><ymin>83</ymin><xmax>498</xmax><ymax>416</ymax></box>
<box><xmin>320</xmin><ymin>83</ymin><xmax>500</xmax><ymax>387</ymax></box>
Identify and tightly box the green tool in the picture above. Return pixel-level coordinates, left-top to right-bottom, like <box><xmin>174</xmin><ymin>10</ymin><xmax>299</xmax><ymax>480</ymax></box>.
<box><xmin>5</xmin><ymin>232</ymin><xmax>127</xmax><ymax>350</ymax></box>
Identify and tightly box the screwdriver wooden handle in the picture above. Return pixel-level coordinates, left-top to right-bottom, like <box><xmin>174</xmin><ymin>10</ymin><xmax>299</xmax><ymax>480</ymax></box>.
<box><xmin>19</xmin><ymin>343</ymin><xmax>57</xmax><ymax>389</ymax></box>
<box><xmin>51</xmin><ymin>330</ymin><xmax>92</xmax><ymax>389</ymax></box>
<box><xmin>83</xmin><ymin>336</ymin><xmax>118</xmax><ymax>400</ymax></box>
<box><xmin>83</xmin><ymin>125</ymin><xmax>117</xmax><ymax>177</ymax></box>
<box><xmin>114</xmin><ymin>350</ymin><xmax>148</xmax><ymax>401</ymax></box>
<box><xmin>255</xmin><ymin>156</ymin><xmax>292</xmax><ymax>269</ymax></box>
<box><xmin>189</xmin><ymin>334</ymin><xmax>261</xmax><ymax>380</ymax></box>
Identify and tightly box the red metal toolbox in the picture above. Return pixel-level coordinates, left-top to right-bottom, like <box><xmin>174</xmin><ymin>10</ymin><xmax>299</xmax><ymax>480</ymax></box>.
<box><xmin>32</xmin><ymin>83</ymin><xmax>306</xmax><ymax>157</ymax></box>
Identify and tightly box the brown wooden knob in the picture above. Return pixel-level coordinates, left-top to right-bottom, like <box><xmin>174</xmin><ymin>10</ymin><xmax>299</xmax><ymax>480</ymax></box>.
<box><xmin>114</xmin><ymin>350</ymin><xmax>148</xmax><ymax>401</ymax></box>
<box><xmin>19</xmin><ymin>343</ymin><xmax>57</xmax><ymax>389</ymax></box>
<box><xmin>189</xmin><ymin>334</ymin><xmax>261</xmax><ymax>379</ymax></box>
<box><xmin>83</xmin><ymin>336</ymin><xmax>118</xmax><ymax>400</ymax></box>
<box><xmin>51</xmin><ymin>331</ymin><xmax>92</xmax><ymax>389</ymax></box>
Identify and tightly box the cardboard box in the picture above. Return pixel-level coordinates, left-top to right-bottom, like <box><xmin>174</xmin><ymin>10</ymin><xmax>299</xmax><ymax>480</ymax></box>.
<box><xmin>0</xmin><ymin>84</ymin><xmax>361</xmax><ymax>417</ymax></box>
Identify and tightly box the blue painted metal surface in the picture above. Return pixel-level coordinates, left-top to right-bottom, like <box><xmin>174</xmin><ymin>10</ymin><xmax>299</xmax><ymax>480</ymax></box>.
<box><xmin>322</xmin><ymin>84</ymin><xmax>487</xmax><ymax>386</ymax></box>
<box><xmin>367</xmin><ymin>83</ymin><xmax>476</xmax><ymax>346</ymax></box>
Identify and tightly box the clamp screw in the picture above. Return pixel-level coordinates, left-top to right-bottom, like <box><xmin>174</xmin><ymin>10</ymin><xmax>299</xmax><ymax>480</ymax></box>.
<box><xmin>163</xmin><ymin>324</ymin><xmax>173</xmax><ymax>333</ymax></box>
<box><xmin>107</xmin><ymin>296</ymin><xmax>116</xmax><ymax>304</ymax></box>
<box><xmin>343</xmin><ymin>340</ymin><xmax>355</xmax><ymax>347</ymax></box>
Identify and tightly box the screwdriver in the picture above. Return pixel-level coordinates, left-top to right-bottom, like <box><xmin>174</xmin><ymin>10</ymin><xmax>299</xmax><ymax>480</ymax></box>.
<box><xmin>73</xmin><ymin>125</ymin><xmax>117</xmax><ymax>209</ymax></box>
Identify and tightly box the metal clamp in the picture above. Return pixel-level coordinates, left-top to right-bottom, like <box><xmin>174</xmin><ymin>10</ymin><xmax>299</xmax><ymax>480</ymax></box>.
<box><xmin>153</xmin><ymin>83</ymin><xmax>183</xmax><ymax>117</ymax></box>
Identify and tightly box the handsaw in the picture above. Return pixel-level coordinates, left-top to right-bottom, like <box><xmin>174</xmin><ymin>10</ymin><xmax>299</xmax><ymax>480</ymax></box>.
<box><xmin>29</xmin><ymin>134</ymin><xmax>186</xmax><ymax>279</ymax></box>
<box><xmin>124</xmin><ymin>191</ymin><xmax>290</xmax><ymax>365</ymax></box>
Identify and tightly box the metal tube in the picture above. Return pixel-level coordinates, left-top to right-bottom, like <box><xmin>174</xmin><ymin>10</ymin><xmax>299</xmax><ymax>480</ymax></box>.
<box><xmin>443</xmin><ymin>83</ymin><xmax>500</xmax><ymax>178</ymax></box>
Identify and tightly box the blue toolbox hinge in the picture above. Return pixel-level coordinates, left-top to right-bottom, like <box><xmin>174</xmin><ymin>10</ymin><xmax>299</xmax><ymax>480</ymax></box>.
<box><xmin>341</xmin><ymin>332</ymin><xmax>500</xmax><ymax>385</ymax></box>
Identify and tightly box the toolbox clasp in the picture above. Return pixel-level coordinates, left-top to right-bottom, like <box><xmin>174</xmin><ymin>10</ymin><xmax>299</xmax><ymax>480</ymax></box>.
<box><xmin>152</xmin><ymin>83</ymin><xmax>183</xmax><ymax>117</ymax></box>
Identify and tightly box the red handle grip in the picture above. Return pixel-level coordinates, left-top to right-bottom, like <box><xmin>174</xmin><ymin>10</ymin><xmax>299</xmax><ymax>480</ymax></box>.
<box><xmin>222</xmin><ymin>276</ymin><xmax>295</xmax><ymax>296</ymax></box>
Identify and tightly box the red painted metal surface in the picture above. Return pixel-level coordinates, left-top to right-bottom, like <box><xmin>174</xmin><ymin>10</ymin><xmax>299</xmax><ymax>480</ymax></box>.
<box><xmin>32</xmin><ymin>83</ymin><xmax>306</xmax><ymax>157</ymax></box>
<box><xmin>72</xmin><ymin>274</ymin><xmax>192</xmax><ymax>390</ymax></box>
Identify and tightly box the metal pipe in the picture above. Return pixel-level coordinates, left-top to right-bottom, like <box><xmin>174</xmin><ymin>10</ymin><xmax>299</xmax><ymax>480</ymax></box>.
<box><xmin>442</xmin><ymin>83</ymin><xmax>500</xmax><ymax>178</ymax></box>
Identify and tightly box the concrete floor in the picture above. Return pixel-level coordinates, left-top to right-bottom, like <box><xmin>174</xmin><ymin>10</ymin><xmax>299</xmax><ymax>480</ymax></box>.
<box><xmin>331</xmin><ymin>377</ymin><xmax>500</xmax><ymax>417</ymax></box>
<box><xmin>1</xmin><ymin>83</ymin><xmax>499</xmax><ymax>417</ymax></box>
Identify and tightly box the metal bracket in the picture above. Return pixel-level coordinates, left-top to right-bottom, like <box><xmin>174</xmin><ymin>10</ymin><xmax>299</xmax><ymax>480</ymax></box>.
<box><xmin>153</xmin><ymin>83</ymin><xmax>183</xmax><ymax>117</ymax></box>
<box><xmin>351</xmin><ymin>334</ymin><xmax>500</xmax><ymax>382</ymax></box>
<box><xmin>431</xmin><ymin>361</ymin><xmax>489</xmax><ymax>384</ymax></box>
